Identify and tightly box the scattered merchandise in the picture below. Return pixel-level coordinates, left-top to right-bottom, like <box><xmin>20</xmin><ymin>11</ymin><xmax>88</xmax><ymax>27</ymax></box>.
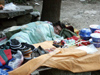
<box><xmin>36</xmin><ymin>46</ymin><xmax>48</xmax><ymax>55</ymax></box>
<box><xmin>0</xmin><ymin>45</ymin><xmax>13</xmax><ymax>72</ymax></box>
<box><xmin>81</xmin><ymin>40</ymin><xmax>90</xmax><ymax>45</ymax></box>
<box><xmin>32</xmin><ymin>46</ymin><xmax>49</xmax><ymax>58</ymax></box>
<box><xmin>8</xmin><ymin>50</ymin><xmax>24</xmax><ymax>69</ymax></box>
<box><xmin>75</xmin><ymin>39</ymin><xmax>90</xmax><ymax>46</ymax></box>
<box><xmin>1</xmin><ymin>21</ymin><xmax>100</xmax><ymax>74</ymax></box>
<box><xmin>59</xmin><ymin>28</ymin><xmax>77</xmax><ymax>38</ymax></box>
<box><xmin>0</xmin><ymin>64</ymin><xmax>13</xmax><ymax>72</ymax></box>
<box><xmin>90</xmin><ymin>33</ymin><xmax>100</xmax><ymax>48</ymax></box>
<box><xmin>53</xmin><ymin>44</ymin><xmax>62</xmax><ymax>48</ymax></box>
<box><xmin>79</xmin><ymin>28</ymin><xmax>92</xmax><ymax>40</ymax></box>
<box><xmin>0</xmin><ymin>69</ymin><xmax>8</xmax><ymax>75</ymax></box>
<box><xmin>91</xmin><ymin>33</ymin><xmax>100</xmax><ymax>39</ymax></box>
<box><xmin>91</xmin><ymin>33</ymin><xmax>100</xmax><ymax>42</ymax></box>
<box><xmin>45</xmin><ymin>47</ymin><xmax>56</xmax><ymax>52</ymax></box>
<box><xmin>74</xmin><ymin>28</ymin><xmax>79</xmax><ymax>35</ymax></box>
<box><xmin>0</xmin><ymin>48</ymin><xmax>12</xmax><ymax>66</ymax></box>
<box><xmin>53</xmin><ymin>36</ymin><xmax>79</xmax><ymax>48</ymax></box>
<box><xmin>89</xmin><ymin>24</ymin><xmax>100</xmax><ymax>33</ymax></box>
<box><xmin>53</xmin><ymin>34</ymin><xmax>91</xmax><ymax>47</ymax></box>
<box><xmin>93</xmin><ymin>42</ymin><xmax>100</xmax><ymax>48</ymax></box>
<box><xmin>6</xmin><ymin>39</ymin><xmax>35</xmax><ymax>59</ymax></box>
<box><xmin>76</xmin><ymin>44</ymin><xmax>98</xmax><ymax>54</ymax></box>
<box><xmin>94</xmin><ymin>30</ymin><xmax>100</xmax><ymax>33</ymax></box>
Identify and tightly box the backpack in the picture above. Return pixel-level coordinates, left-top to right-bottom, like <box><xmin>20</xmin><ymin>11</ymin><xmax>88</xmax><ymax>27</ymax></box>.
<box><xmin>59</xmin><ymin>28</ymin><xmax>77</xmax><ymax>38</ymax></box>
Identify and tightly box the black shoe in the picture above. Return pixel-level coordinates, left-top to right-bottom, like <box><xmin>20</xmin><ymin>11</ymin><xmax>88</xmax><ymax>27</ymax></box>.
<box><xmin>37</xmin><ymin>46</ymin><xmax>49</xmax><ymax>55</ymax></box>
<box><xmin>10</xmin><ymin>39</ymin><xmax>21</xmax><ymax>48</ymax></box>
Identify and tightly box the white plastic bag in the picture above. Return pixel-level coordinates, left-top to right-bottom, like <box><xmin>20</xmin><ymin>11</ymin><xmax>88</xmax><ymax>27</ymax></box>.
<box><xmin>76</xmin><ymin>44</ymin><xmax>98</xmax><ymax>54</ymax></box>
<box><xmin>3</xmin><ymin>2</ymin><xmax>20</xmax><ymax>11</ymax></box>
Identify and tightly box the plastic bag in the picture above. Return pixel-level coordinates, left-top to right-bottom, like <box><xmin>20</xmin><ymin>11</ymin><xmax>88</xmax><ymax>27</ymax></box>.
<box><xmin>3</xmin><ymin>2</ymin><xmax>20</xmax><ymax>11</ymax></box>
<box><xmin>76</xmin><ymin>44</ymin><xmax>98</xmax><ymax>54</ymax></box>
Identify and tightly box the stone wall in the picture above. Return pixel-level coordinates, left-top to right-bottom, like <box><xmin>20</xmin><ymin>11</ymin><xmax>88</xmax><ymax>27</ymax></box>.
<box><xmin>0</xmin><ymin>5</ymin><xmax>40</xmax><ymax>31</ymax></box>
<box><xmin>0</xmin><ymin>12</ymin><xmax>40</xmax><ymax>30</ymax></box>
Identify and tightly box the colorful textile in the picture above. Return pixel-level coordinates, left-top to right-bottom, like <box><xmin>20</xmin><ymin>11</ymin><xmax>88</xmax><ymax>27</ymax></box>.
<box><xmin>0</xmin><ymin>49</ymin><xmax>12</xmax><ymax>66</ymax></box>
<box><xmin>0</xmin><ymin>69</ymin><xmax>8</xmax><ymax>75</ymax></box>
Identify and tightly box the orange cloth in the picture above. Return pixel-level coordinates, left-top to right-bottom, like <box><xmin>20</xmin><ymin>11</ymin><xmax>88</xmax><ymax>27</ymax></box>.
<box><xmin>8</xmin><ymin>41</ymin><xmax>100</xmax><ymax>75</ymax></box>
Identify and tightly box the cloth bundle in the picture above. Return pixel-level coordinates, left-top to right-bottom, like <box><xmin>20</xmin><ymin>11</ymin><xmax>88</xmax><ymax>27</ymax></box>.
<box><xmin>0</xmin><ymin>44</ymin><xmax>13</xmax><ymax>72</ymax></box>
<box><xmin>0</xmin><ymin>45</ymin><xmax>12</xmax><ymax>67</ymax></box>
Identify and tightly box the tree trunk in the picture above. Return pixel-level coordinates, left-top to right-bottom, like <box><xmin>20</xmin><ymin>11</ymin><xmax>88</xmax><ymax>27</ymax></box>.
<box><xmin>41</xmin><ymin>0</ymin><xmax>61</xmax><ymax>23</ymax></box>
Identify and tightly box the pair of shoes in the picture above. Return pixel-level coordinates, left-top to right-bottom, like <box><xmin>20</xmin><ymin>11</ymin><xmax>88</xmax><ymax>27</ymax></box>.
<box><xmin>37</xmin><ymin>46</ymin><xmax>48</xmax><ymax>55</ymax></box>
<box><xmin>32</xmin><ymin>46</ymin><xmax>49</xmax><ymax>58</ymax></box>
<box><xmin>53</xmin><ymin>44</ymin><xmax>62</xmax><ymax>48</ymax></box>
<box><xmin>21</xmin><ymin>48</ymin><xmax>32</xmax><ymax>60</ymax></box>
<box><xmin>8</xmin><ymin>50</ymin><xmax>24</xmax><ymax>69</ymax></box>
<box><xmin>21</xmin><ymin>43</ymin><xmax>36</xmax><ymax>51</ymax></box>
<box><xmin>24</xmin><ymin>54</ymin><xmax>32</xmax><ymax>60</ymax></box>
<box><xmin>22</xmin><ymin>48</ymin><xmax>32</xmax><ymax>55</ymax></box>
<box><xmin>32</xmin><ymin>48</ymin><xmax>40</xmax><ymax>58</ymax></box>
<box><xmin>20</xmin><ymin>43</ymin><xmax>35</xmax><ymax>59</ymax></box>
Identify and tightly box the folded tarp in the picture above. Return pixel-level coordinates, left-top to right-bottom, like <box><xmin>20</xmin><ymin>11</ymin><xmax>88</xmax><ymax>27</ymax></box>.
<box><xmin>8</xmin><ymin>41</ymin><xmax>100</xmax><ymax>75</ymax></box>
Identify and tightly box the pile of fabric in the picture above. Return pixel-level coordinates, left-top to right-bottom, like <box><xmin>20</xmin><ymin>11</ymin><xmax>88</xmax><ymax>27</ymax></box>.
<box><xmin>0</xmin><ymin>38</ymin><xmax>50</xmax><ymax>73</ymax></box>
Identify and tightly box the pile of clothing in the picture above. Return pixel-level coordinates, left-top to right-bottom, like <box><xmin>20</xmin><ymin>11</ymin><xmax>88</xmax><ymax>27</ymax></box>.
<box><xmin>53</xmin><ymin>36</ymin><xmax>91</xmax><ymax>48</ymax></box>
<box><xmin>0</xmin><ymin>39</ymin><xmax>49</xmax><ymax>72</ymax></box>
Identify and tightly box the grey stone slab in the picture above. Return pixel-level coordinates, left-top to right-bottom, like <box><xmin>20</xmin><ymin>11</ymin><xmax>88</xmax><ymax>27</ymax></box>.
<box><xmin>0</xmin><ymin>5</ymin><xmax>33</xmax><ymax>18</ymax></box>
<box><xmin>16</xmin><ymin>14</ymin><xmax>32</xmax><ymax>25</ymax></box>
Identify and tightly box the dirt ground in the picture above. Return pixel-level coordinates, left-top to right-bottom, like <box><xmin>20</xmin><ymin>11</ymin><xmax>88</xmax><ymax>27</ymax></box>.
<box><xmin>28</xmin><ymin>0</ymin><xmax>100</xmax><ymax>30</ymax></box>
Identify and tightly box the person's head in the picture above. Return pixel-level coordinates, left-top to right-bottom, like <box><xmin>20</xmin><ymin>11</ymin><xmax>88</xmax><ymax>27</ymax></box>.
<box><xmin>53</xmin><ymin>21</ymin><xmax>65</xmax><ymax>35</ymax></box>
